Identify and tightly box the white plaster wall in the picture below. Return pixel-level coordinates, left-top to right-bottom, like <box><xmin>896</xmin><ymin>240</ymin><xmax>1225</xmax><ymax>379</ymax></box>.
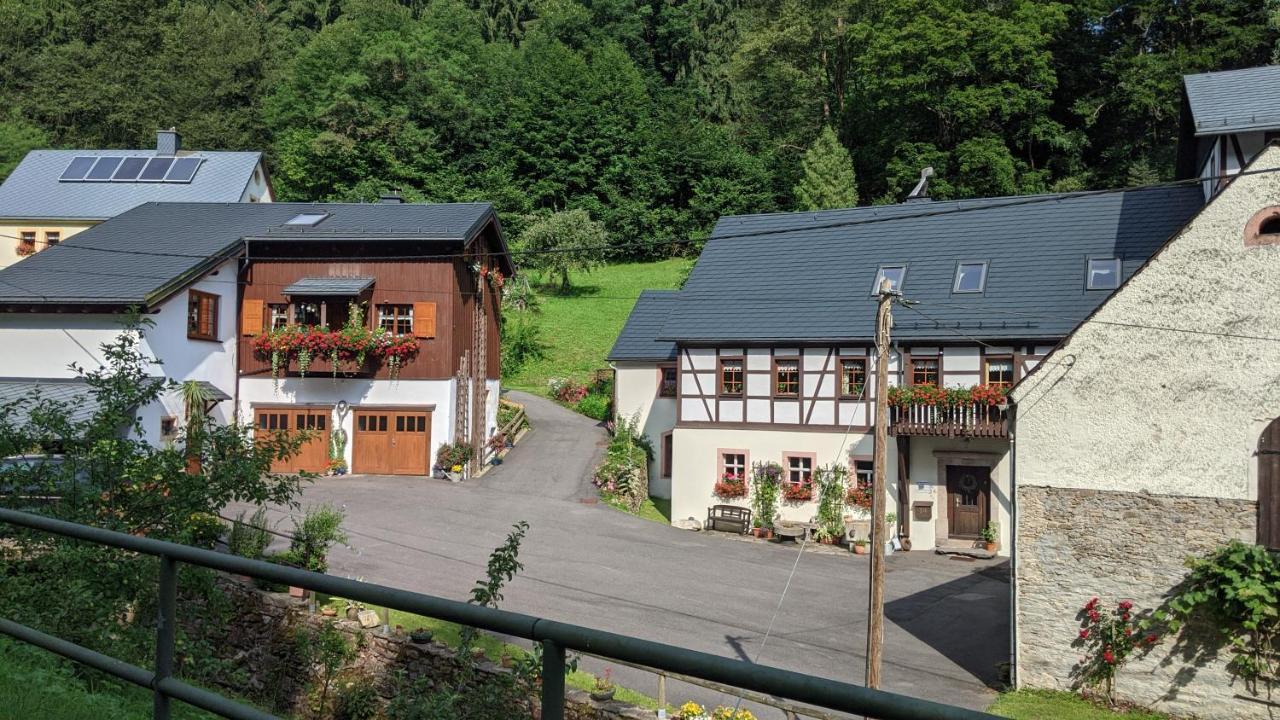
<box><xmin>613</xmin><ymin>363</ymin><xmax>677</xmax><ymax>498</ymax></box>
<box><xmin>0</xmin><ymin>259</ymin><xmax>240</xmax><ymax>444</ymax></box>
<box><xmin>486</xmin><ymin>379</ymin><xmax>500</xmax><ymax>441</ymax></box>
<box><xmin>239</xmin><ymin>377</ymin><xmax>455</xmax><ymax>469</ymax></box>
<box><xmin>668</xmin><ymin>427</ymin><xmax>888</xmax><ymax>526</ymax></box>
<box><xmin>905</xmin><ymin>437</ymin><xmax>1011</xmax><ymax>554</ymax></box>
<box><xmin>239</xmin><ymin>162</ymin><xmax>274</xmax><ymax>203</ymax></box>
<box><xmin>1012</xmin><ymin>145</ymin><xmax>1280</xmax><ymax>502</ymax></box>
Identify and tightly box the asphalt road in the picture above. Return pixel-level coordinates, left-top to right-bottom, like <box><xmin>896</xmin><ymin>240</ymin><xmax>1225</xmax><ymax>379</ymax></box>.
<box><xmin>248</xmin><ymin>391</ymin><xmax>1009</xmax><ymax>717</ymax></box>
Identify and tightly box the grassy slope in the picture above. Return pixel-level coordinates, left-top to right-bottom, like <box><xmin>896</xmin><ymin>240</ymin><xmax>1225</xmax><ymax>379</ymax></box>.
<box><xmin>0</xmin><ymin>639</ymin><xmax>217</xmax><ymax>720</ymax></box>
<box><xmin>990</xmin><ymin>690</ymin><xmax>1169</xmax><ymax>720</ymax></box>
<box><xmin>504</xmin><ymin>259</ymin><xmax>687</xmax><ymax>394</ymax></box>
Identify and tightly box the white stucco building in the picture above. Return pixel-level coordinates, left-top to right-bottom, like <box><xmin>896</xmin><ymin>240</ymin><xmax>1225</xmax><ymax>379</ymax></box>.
<box><xmin>1008</xmin><ymin>143</ymin><xmax>1280</xmax><ymax>719</ymax></box>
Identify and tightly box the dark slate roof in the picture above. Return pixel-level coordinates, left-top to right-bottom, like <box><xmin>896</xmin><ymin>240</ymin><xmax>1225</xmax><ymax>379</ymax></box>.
<box><xmin>654</xmin><ymin>186</ymin><xmax>1204</xmax><ymax>344</ymax></box>
<box><xmin>283</xmin><ymin>277</ymin><xmax>375</xmax><ymax>295</ymax></box>
<box><xmin>0</xmin><ymin>201</ymin><xmax>505</xmax><ymax>306</ymax></box>
<box><xmin>0</xmin><ymin>378</ymin><xmax>102</xmax><ymax>426</ymax></box>
<box><xmin>192</xmin><ymin>380</ymin><xmax>231</xmax><ymax>402</ymax></box>
<box><xmin>0</xmin><ymin>149</ymin><xmax>263</xmax><ymax>220</ymax></box>
<box><xmin>1184</xmin><ymin>65</ymin><xmax>1280</xmax><ymax>136</ymax></box>
<box><xmin>607</xmin><ymin>290</ymin><xmax>680</xmax><ymax>361</ymax></box>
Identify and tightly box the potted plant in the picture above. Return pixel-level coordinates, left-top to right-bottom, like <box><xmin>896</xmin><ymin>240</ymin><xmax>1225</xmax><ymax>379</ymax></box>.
<box><xmin>884</xmin><ymin>512</ymin><xmax>898</xmax><ymax>553</ymax></box>
<box><xmin>814</xmin><ymin>464</ymin><xmax>847</xmax><ymax>544</ymax></box>
<box><xmin>590</xmin><ymin>669</ymin><xmax>616</xmax><ymax>702</ymax></box>
<box><xmin>713</xmin><ymin>471</ymin><xmax>747</xmax><ymax>498</ymax></box>
<box><xmin>436</xmin><ymin>442</ymin><xmax>473</xmax><ymax>482</ymax></box>
<box><xmin>750</xmin><ymin>520</ymin><xmax>773</xmax><ymax>539</ymax></box>
<box><xmin>852</xmin><ymin>538</ymin><xmax>868</xmax><ymax>555</ymax></box>
<box><xmin>410</xmin><ymin>627</ymin><xmax>434</xmax><ymax>644</ymax></box>
<box><xmin>980</xmin><ymin>521</ymin><xmax>998</xmax><ymax>552</ymax></box>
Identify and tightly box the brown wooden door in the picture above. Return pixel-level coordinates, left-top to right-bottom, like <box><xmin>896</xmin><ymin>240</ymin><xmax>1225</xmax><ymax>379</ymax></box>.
<box><xmin>946</xmin><ymin>465</ymin><xmax>990</xmax><ymax>538</ymax></box>
<box><xmin>353</xmin><ymin>409</ymin><xmax>431</xmax><ymax>476</ymax></box>
<box><xmin>256</xmin><ymin>407</ymin><xmax>331</xmax><ymax>473</ymax></box>
<box><xmin>1258</xmin><ymin>419</ymin><xmax>1280</xmax><ymax>550</ymax></box>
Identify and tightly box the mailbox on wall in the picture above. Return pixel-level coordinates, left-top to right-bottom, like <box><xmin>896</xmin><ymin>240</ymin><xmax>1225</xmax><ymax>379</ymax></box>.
<box><xmin>912</xmin><ymin>501</ymin><xmax>933</xmax><ymax>522</ymax></box>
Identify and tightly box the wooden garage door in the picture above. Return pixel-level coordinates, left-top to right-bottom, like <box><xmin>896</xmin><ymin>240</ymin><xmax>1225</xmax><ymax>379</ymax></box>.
<box><xmin>353</xmin><ymin>409</ymin><xmax>431</xmax><ymax>476</ymax></box>
<box><xmin>256</xmin><ymin>407</ymin><xmax>331</xmax><ymax>474</ymax></box>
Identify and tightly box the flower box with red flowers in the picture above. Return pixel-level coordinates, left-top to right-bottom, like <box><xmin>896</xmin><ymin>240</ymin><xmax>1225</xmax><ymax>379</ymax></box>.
<box><xmin>252</xmin><ymin>305</ymin><xmax>420</xmax><ymax>381</ymax></box>
<box><xmin>713</xmin><ymin>472</ymin><xmax>747</xmax><ymax>498</ymax></box>
<box><xmin>781</xmin><ymin>482</ymin><xmax>814</xmax><ymax>502</ymax></box>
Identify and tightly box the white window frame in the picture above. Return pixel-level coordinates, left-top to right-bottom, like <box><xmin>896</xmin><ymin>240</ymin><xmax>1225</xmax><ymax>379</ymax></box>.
<box><xmin>871</xmin><ymin>265</ymin><xmax>907</xmax><ymax>295</ymax></box>
<box><xmin>1086</xmin><ymin>257</ymin><xmax>1121</xmax><ymax>290</ymax></box>
<box><xmin>953</xmin><ymin>261</ymin><xmax>988</xmax><ymax>293</ymax></box>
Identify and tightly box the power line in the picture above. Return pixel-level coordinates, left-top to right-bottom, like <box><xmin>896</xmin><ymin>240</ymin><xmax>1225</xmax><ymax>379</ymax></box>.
<box><xmin>0</xmin><ymin>164</ymin><xmax>1270</xmax><ymax>265</ymax></box>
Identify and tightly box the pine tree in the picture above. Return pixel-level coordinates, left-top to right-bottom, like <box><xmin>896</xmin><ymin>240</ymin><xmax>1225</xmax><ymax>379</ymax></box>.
<box><xmin>793</xmin><ymin>126</ymin><xmax>858</xmax><ymax>210</ymax></box>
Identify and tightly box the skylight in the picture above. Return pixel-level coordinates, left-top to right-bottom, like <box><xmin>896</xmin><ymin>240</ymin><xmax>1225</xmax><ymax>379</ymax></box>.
<box><xmin>286</xmin><ymin>212</ymin><xmax>330</xmax><ymax>227</ymax></box>
<box><xmin>58</xmin><ymin>155</ymin><xmax>205</xmax><ymax>184</ymax></box>
<box><xmin>1087</xmin><ymin>257</ymin><xmax>1121</xmax><ymax>290</ymax></box>
<box><xmin>872</xmin><ymin>265</ymin><xmax>906</xmax><ymax>294</ymax></box>
<box><xmin>954</xmin><ymin>262</ymin><xmax>988</xmax><ymax>293</ymax></box>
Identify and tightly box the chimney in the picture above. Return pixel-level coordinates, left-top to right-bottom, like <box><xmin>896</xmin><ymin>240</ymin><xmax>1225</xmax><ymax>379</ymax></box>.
<box><xmin>379</xmin><ymin>191</ymin><xmax>404</xmax><ymax>204</ymax></box>
<box><xmin>905</xmin><ymin>166</ymin><xmax>934</xmax><ymax>203</ymax></box>
<box><xmin>156</xmin><ymin>128</ymin><xmax>181</xmax><ymax>156</ymax></box>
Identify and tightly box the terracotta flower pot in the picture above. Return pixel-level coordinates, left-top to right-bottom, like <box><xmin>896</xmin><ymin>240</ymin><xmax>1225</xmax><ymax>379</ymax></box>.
<box><xmin>321</xmin><ymin>606</ymin><xmax>337</xmax><ymax>617</ymax></box>
<box><xmin>984</xmin><ymin>541</ymin><xmax>997</xmax><ymax>552</ymax></box>
<box><xmin>289</xmin><ymin>586</ymin><xmax>307</xmax><ymax>599</ymax></box>
<box><xmin>853</xmin><ymin>544</ymin><xmax>868</xmax><ymax>555</ymax></box>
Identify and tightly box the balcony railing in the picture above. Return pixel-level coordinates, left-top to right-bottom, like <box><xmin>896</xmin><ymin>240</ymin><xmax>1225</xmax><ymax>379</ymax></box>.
<box><xmin>888</xmin><ymin>403</ymin><xmax>1008</xmax><ymax>439</ymax></box>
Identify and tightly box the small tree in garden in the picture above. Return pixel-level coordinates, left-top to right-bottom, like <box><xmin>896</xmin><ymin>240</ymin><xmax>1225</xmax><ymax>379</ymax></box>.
<box><xmin>517</xmin><ymin>209</ymin><xmax>607</xmax><ymax>293</ymax></box>
<box><xmin>750</xmin><ymin>462</ymin><xmax>782</xmax><ymax>529</ymax></box>
<box><xmin>1072</xmin><ymin>597</ymin><xmax>1159</xmax><ymax>704</ymax></box>
<box><xmin>813</xmin><ymin>463</ymin><xmax>848</xmax><ymax>542</ymax></box>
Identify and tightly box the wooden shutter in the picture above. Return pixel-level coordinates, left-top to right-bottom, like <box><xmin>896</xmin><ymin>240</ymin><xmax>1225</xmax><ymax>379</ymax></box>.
<box><xmin>413</xmin><ymin>302</ymin><xmax>436</xmax><ymax>339</ymax></box>
<box><xmin>241</xmin><ymin>299</ymin><xmax>264</xmax><ymax>336</ymax></box>
<box><xmin>1260</xmin><ymin>419</ymin><xmax>1280</xmax><ymax>550</ymax></box>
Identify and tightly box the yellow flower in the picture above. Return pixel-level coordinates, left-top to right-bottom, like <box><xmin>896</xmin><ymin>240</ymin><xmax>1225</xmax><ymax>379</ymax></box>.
<box><xmin>451</xmin><ymin>464</ymin><xmax>463</xmax><ymax>472</ymax></box>
<box><xmin>679</xmin><ymin>701</ymin><xmax>705</xmax><ymax>718</ymax></box>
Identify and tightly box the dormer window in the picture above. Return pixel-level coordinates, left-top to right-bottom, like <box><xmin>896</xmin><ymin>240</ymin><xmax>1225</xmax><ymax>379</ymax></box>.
<box><xmin>872</xmin><ymin>265</ymin><xmax>906</xmax><ymax>294</ymax></box>
<box><xmin>286</xmin><ymin>212</ymin><xmax>329</xmax><ymax>226</ymax></box>
<box><xmin>1086</xmin><ymin>257</ymin><xmax>1121</xmax><ymax>290</ymax></box>
<box><xmin>953</xmin><ymin>262</ymin><xmax>987</xmax><ymax>293</ymax></box>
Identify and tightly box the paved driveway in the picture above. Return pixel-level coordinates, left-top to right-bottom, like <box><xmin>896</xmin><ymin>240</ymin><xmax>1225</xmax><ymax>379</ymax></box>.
<box><xmin>251</xmin><ymin>392</ymin><xmax>1009</xmax><ymax>716</ymax></box>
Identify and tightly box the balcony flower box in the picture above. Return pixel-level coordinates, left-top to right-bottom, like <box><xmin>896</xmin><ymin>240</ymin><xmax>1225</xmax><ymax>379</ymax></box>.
<box><xmin>713</xmin><ymin>472</ymin><xmax>747</xmax><ymax>499</ymax></box>
<box><xmin>887</xmin><ymin>383</ymin><xmax>1009</xmax><ymax>438</ymax></box>
<box><xmin>781</xmin><ymin>482</ymin><xmax>814</xmax><ymax>502</ymax></box>
<box><xmin>252</xmin><ymin>319</ymin><xmax>419</xmax><ymax>384</ymax></box>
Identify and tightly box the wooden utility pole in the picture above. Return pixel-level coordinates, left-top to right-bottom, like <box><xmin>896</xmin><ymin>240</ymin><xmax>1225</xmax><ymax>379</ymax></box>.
<box><xmin>866</xmin><ymin>278</ymin><xmax>895</xmax><ymax>689</ymax></box>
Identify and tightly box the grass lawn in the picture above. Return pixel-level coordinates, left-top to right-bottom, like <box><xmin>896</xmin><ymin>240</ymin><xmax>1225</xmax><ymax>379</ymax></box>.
<box><xmin>989</xmin><ymin>690</ymin><xmax>1170</xmax><ymax>720</ymax></box>
<box><xmin>504</xmin><ymin>258</ymin><xmax>687</xmax><ymax>394</ymax></box>
<box><xmin>601</xmin><ymin>490</ymin><xmax>672</xmax><ymax>524</ymax></box>
<box><xmin>0</xmin><ymin>638</ymin><xmax>218</xmax><ymax>720</ymax></box>
<box><xmin>315</xmin><ymin>596</ymin><xmax>666</xmax><ymax>711</ymax></box>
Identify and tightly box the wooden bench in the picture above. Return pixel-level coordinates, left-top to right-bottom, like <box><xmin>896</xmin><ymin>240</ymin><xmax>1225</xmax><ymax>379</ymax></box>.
<box><xmin>705</xmin><ymin>505</ymin><xmax>752</xmax><ymax>534</ymax></box>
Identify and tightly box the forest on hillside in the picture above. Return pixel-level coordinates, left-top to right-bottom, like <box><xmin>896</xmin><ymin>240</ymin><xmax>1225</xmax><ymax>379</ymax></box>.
<box><xmin>0</xmin><ymin>0</ymin><xmax>1276</xmax><ymax>257</ymax></box>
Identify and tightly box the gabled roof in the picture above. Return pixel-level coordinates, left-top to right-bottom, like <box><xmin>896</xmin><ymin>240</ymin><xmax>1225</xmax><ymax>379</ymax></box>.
<box><xmin>0</xmin><ymin>201</ymin><xmax>508</xmax><ymax>307</ymax></box>
<box><xmin>0</xmin><ymin>377</ymin><xmax>103</xmax><ymax>426</ymax></box>
<box><xmin>0</xmin><ymin>149</ymin><xmax>265</xmax><ymax>220</ymax></box>
<box><xmin>608</xmin><ymin>290</ymin><xmax>680</xmax><ymax>361</ymax></box>
<box><xmin>652</xmin><ymin>185</ymin><xmax>1204</xmax><ymax>344</ymax></box>
<box><xmin>1183</xmin><ymin>65</ymin><xmax>1280</xmax><ymax>136</ymax></box>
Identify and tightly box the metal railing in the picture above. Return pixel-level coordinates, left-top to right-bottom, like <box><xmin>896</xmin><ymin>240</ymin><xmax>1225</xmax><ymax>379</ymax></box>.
<box><xmin>0</xmin><ymin>508</ymin><xmax>999</xmax><ymax>720</ymax></box>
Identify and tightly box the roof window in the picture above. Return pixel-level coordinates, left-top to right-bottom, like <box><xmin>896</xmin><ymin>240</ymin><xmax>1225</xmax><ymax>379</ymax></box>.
<box><xmin>953</xmin><ymin>261</ymin><xmax>987</xmax><ymax>293</ymax></box>
<box><xmin>285</xmin><ymin>212</ymin><xmax>330</xmax><ymax>227</ymax></box>
<box><xmin>871</xmin><ymin>265</ymin><xmax>906</xmax><ymax>295</ymax></box>
<box><xmin>1086</xmin><ymin>257</ymin><xmax>1121</xmax><ymax>290</ymax></box>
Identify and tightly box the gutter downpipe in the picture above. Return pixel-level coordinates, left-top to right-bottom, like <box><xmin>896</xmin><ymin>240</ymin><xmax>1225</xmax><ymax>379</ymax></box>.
<box><xmin>1007</xmin><ymin>401</ymin><xmax>1019</xmax><ymax>689</ymax></box>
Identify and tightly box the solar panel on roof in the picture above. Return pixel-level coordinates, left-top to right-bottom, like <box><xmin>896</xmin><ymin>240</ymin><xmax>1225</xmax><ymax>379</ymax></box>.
<box><xmin>59</xmin><ymin>156</ymin><xmax>97</xmax><ymax>181</ymax></box>
<box><xmin>85</xmin><ymin>157</ymin><xmax>123</xmax><ymax>181</ymax></box>
<box><xmin>164</xmin><ymin>157</ymin><xmax>202</xmax><ymax>183</ymax></box>
<box><xmin>139</xmin><ymin>157</ymin><xmax>173</xmax><ymax>181</ymax></box>
<box><xmin>112</xmin><ymin>157</ymin><xmax>148</xmax><ymax>181</ymax></box>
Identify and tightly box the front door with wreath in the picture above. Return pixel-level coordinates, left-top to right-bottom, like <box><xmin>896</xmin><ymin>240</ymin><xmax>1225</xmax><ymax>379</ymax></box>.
<box><xmin>945</xmin><ymin>465</ymin><xmax>990</xmax><ymax>539</ymax></box>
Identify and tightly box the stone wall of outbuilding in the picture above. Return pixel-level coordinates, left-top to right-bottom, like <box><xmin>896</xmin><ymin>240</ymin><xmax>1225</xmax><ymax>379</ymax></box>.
<box><xmin>1016</xmin><ymin>484</ymin><xmax>1262</xmax><ymax>719</ymax></box>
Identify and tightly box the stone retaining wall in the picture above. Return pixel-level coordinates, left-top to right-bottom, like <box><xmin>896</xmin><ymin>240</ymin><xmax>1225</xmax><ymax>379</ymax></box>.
<box><xmin>1016</xmin><ymin>484</ymin><xmax>1265</xmax><ymax>719</ymax></box>
<box><xmin>194</xmin><ymin>580</ymin><xmax>651</xmax><ymax>720</ymax></box>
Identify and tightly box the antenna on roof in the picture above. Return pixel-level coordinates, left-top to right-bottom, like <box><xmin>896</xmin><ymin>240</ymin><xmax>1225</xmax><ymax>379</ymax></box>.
<box><xmin>906</xmin><ymin>166</ymin><xmax>933</xmax><ymax>203</ymax></box>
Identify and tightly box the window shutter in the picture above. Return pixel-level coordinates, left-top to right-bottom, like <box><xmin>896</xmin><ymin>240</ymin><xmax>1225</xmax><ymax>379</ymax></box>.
<box><xmin>413</xmin><ymin>302</ymin><xmax>436</xmax><ymax>339</ymax></box>
<box><xmin>1260</xmin><ymin>419</ymin><xmax>1280</xmax><ymax>550</ymax></box>
<box><xmin>241</xmin><ymin>299</ymin><xmax>264</xmax><ymax>336</ymax></box>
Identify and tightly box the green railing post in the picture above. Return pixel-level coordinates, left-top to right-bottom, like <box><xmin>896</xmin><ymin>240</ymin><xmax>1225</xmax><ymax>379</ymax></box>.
<box><xmin>541</xmin><ymin>639</ymin><xmax>566</xmax><ymax>720</ymax></box>
<box><xmin>154</xmin><ymin>555</ymin><xmax>178</xmax><ymax>720</ymax></box>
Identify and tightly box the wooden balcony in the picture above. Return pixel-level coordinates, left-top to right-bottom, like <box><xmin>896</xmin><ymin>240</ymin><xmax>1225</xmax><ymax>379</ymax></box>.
<box><xmin>888</xmin><ymin>403</ymin><xmax>1008</xmax><ymax>439</ymax></box>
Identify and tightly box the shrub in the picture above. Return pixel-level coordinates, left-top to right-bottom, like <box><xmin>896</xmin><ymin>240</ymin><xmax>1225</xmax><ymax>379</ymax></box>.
<box><xmin>435</xmin><ymin>442</ymin><xmax>474</xmax><ymax>471</ymax></box>
<box><xmin>290</xmin><ymin>503</ymin><xmax>348</xmax><ymax>574</ymax></box>
<box><xmin>576</xmin><ymin>393</ymin><xmax>610</xmax><ymax>420</ymax></box>
<box><xmin>333</xmin><ymin>671</ymin><xmax>382</xmax><ymax>720</ymax></box>
<box><xmin>813</xmin><ymin>464</ymin><xmax>847</xmax><ymax>542</ymax></box>
<box><xmin>228</xmin><ymin>507</ymin><xmax>273</xmax><ymax>559</ymax></box>
<box><xmin>547</xmin><ymin>377</ymin><xmax>588</xmax><ymax>404</ymax></box>
<box><xmin>1072</xmin><ymin>597</ymin><xmax>1157</xmax><ymax>703</ymax></box>
<box><xmin>180</xmin><ymin>512</ymin><xmax>226</xmax><ymax>549</ymax></box>
<box><xmin>592</xmin><ymin>414</ymin><xmax>652</xmax><ymax>512</ymax></box>
<box><xmin>500</xmin><ymin>315</ymin><xmax>546</xmax><ymax>376</ymax></box>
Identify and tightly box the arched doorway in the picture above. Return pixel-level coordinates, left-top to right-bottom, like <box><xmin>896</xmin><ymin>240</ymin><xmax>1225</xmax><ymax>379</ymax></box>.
<box><xmin>1257</xmin><ymin>419</ymin><xmax>1280</xmax><ymax>550</ymax></box>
